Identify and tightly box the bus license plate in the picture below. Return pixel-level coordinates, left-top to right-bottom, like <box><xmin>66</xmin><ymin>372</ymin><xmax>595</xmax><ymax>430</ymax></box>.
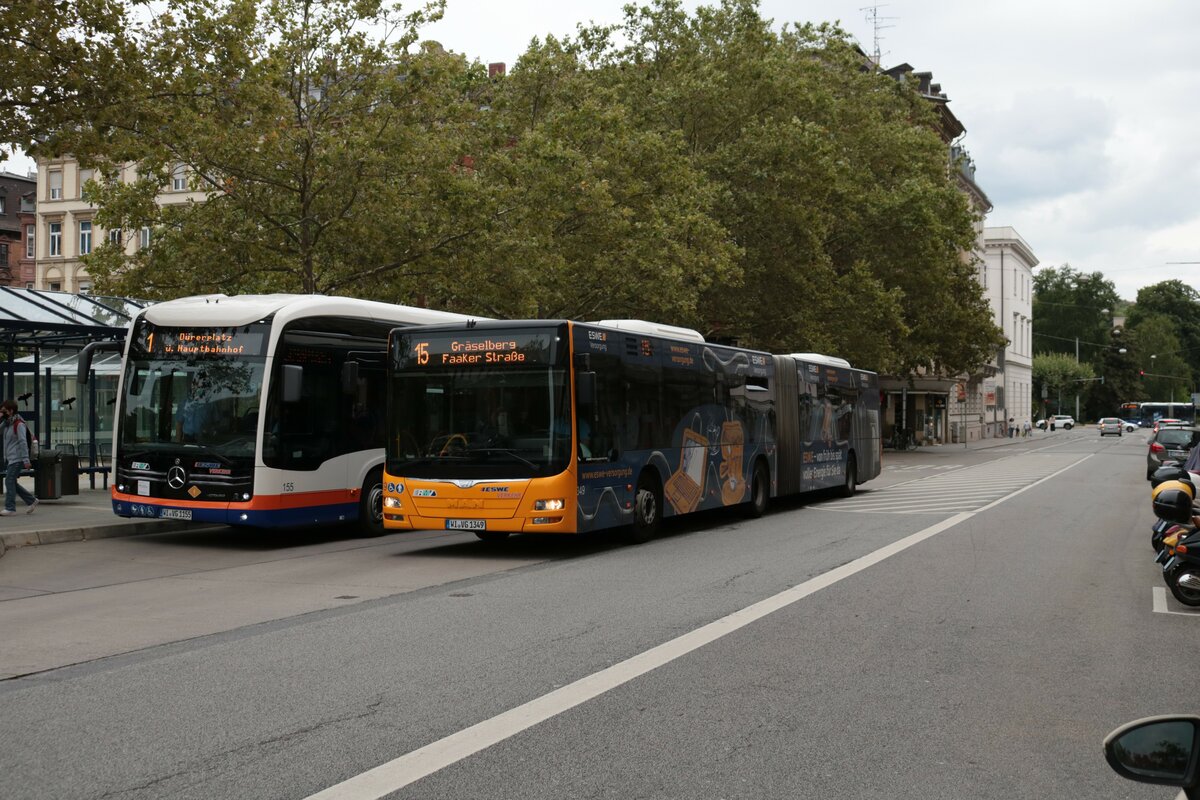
<box><xmin>161</xmin><ymin>508</ymin><xmax>192</xmax><ymax>521</ymax></box>
<box><xmin>446</xmin><ymin>519</ymin><xmax>486</xmax><ymax>531</ymax></box>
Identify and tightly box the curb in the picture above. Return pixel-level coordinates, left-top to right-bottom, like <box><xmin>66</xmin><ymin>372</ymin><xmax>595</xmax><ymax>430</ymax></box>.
<box><xmin>0</xmin><ymin>519</ymin><xmax>208</xmax><ymax>555</ymax></box>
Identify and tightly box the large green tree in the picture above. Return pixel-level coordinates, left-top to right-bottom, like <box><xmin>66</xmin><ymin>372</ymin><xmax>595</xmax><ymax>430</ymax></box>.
<box><xmin>76</xmin><ymin>0</ymin><xmax>501</xmax><ymax>302</ymax></box>
<box><xmin>1126</xmin><ymin>279</ymin><xmax>1200</xmax><ymax>393</ymax></box>
<box><xmin>1033</xmin><ymin>352</ymin><xmax>1094</xmax><ymax>417</ymax></box>
<box><xmin>1032</xmin><ymin>265</ymin><xmax>1121</xmax><ymax>364</ymax></box>
<box><xmin>564</xmin><ymin>0</ymin><xmax>1001</xmax><ymax>372</ymax></box>
<box><xmin>18</xmin><ymin>0</ymin><xmax>1004</xmax><ymax>378</ymax></box>
<box><xmin>429</xmin><ymin>34</ymin><xmax>740</xmax><ymax>322</ymax></box>
<box><xmin>0</xmin><ymin>0</ymin><xmax>147</xmax><ymax>161</ymax></box>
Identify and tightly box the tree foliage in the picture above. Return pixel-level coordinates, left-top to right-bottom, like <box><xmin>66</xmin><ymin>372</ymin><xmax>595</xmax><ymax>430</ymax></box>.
<box><xmin>1126</xmin><ymin>280</ymin><xmax>1200</xmax><ymax>395</ymax></box>
<box><xmin>0</xmin><ymin>0</ymin><xmax>148</xmax><ymax>162</ymax></box>
<box><xmin>14</xmin><ymin>0</ymin><xmax>1003</xmax><ymax>376</ymax></box>
<box><xmin>1032</xmin><ymin>352</ymin><xmax>1094</xmax><ymax>416</ymax></box>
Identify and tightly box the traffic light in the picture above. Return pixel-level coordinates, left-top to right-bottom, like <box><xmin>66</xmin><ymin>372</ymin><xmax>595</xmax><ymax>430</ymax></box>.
<box><xmin>1139</xmin><ymin>370</ymin><xmax>1145</xmax><ymax>378</ymax></box>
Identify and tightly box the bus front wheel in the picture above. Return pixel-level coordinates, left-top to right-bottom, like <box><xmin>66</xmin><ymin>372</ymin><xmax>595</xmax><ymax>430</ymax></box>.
<box><xmin>626</xmin><ymin>474</ymin><xmax>661</xmax><ymax>544</ymax></box>
<box><xmin>359</xmin><ymin>468</ymin><xmax>386</xmax><ymax>537</ymax></box>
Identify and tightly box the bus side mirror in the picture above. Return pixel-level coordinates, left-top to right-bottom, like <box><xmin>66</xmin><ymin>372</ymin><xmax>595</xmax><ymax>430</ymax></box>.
<box><xmin>341</xmin><ymin>361</ymin><xmax>359</xmax><ymax>395</ymax></box>
<box><xmin>576</xmin><ymin>371</ymin><xmax>597</xmax><ymax>409</ymax></box>
<box><xmin>77</xmin><ymin>339</ymin><xmax>123</xmax><ymax>385</ymax></box>
<box><xmin>281</xmin><ymin>364</ymin><xmax>304</xmax><ymax>403</ymax></box>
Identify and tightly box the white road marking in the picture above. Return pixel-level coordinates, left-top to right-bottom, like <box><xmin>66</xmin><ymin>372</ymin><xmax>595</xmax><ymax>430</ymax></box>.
<box><xmin>303</xmin><ymin>455</ymin><xmax>1093</xmax><ymax>800</ymax></box>
<box><xmin>1152</xmin><ymin>586</ymin><xmax>1200</xmax><ymax>616</ymax></box>
<box><xmin>830</xmin><ymin>453</ymin><xmax>1086</xmax><ymax>515</ymax></box>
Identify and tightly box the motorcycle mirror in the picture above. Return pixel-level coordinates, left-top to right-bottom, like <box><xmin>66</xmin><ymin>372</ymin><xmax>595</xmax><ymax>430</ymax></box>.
<box><xmin>1104</xmin><ymin>715</ymin><xmax>1200</xmax><ymax>796</ymax></box>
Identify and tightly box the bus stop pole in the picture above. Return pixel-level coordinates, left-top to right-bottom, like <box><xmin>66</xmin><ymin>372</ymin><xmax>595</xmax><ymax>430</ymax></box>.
<box><xmin>88</xmin><ymin>369</ymin><xmax>97</xmax><ymax>490</ymax></box>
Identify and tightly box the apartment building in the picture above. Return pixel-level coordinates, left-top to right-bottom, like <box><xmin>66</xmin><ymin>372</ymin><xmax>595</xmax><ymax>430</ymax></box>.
<box><xmin>0</xmin><ymin>171</ymin><xmax>37</xmax><ymax>287</ymax></box>
<box><xmin>34</xmin><ymin>158</ymin><xmax>206</xmax><ymax>291</ymax></box>
<box><xmin>982</xmin><ymin>226</ymin><xmax>1037</xmax><ymax>430</ymax></box>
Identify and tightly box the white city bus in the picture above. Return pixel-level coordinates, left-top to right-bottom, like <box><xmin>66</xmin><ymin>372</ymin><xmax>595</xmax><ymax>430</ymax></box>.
<box><xmin>83</xmin><ymin>294</ymin><xmax>476</xmax><ymax>532</ymax></box>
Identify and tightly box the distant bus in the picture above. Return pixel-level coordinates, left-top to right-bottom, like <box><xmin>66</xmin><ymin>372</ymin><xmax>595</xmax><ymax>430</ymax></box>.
<box><xmin>382</xmin><ymin>318</ymin><xmax>881</xmax><ymax>542</ymax></box>
<box><xmin>85</xmin><ymin>294</ymin><xmax>477</xmax><ymax>532</ymax></box>
<box><xmin>1119</xmin><ymin>401</ymin><xmax>1196</xmax><ymax>427</ymax></box>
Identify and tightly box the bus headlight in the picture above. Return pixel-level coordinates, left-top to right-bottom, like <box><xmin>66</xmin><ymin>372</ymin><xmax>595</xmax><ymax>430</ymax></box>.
<box><xmin>384</xmin><ymin>496</ymin><xmax>402</xmax><ymax>509</ymax></box>
<box><xmin>534</xmin><ymin>499</ymin><xmax>564</xmax><ymax>511</ymax></box>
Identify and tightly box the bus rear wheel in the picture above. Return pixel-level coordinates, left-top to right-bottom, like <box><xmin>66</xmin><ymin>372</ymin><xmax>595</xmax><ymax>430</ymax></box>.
<box><xmin>744</xmin><ymin>461</ymin><xmax>769</xmax><ymax>518</ymax></box>
<box><xmin>358</xmin><ymin>468</ymin><xmax>386</xmax><ymax>537</ymax></box>
<box><xmin>840</xmin><ymin>454</ymin><xmax>857</xmax><ymax>498</ymax></box>
<box><xmin>625</xmin><ymin>474</ymin><xmax>661</xmax><ymax>544</ymax></box>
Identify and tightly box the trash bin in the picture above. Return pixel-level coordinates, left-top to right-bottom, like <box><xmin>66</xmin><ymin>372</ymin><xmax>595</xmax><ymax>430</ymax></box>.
<box><xmin>34</xmin><ymin>452</ymin><xmax>62</xmax><ymax>500</ymax></box>
<box><xmin>58</xmin><ymin>452</ymin><xmax>79</xmax><ymax>496</ymax></box>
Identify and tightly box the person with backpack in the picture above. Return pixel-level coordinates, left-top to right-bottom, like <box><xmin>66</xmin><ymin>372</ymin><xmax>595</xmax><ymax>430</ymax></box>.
<box><xmin>0</xmin><ymin>399</ymin><xmax>37</xmax><ymax>515</ymax></box>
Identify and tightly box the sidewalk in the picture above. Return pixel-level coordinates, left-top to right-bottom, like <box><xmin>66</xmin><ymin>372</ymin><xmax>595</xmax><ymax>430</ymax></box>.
<box><xmin>0</xmin><ymin>478</ymin><xmax>197</xmax><ymax>559</ymax></box>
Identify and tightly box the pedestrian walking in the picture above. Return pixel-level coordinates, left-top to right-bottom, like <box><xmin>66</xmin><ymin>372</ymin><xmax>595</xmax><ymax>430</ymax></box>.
<box><xmin>0</xmin><ymin>399</ymin><xmax>37</xmax><ymax>515</ymax></box>
<box><xmin>1023</xmin><ymin>419</ymin><xmax>1032</xmax><ymax>438</ymax></box>
<box><xmin>1008</xmin><ymin>417</ymin><xmax>1016</xmax><ymax>438</ymax></box>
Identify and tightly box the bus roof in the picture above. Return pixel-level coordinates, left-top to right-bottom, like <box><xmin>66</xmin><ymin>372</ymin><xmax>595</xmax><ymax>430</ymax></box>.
<box><xmin>142</xmin><ymin>294</ymin><xmax>478</xmax><ymax>328</ymax></box>
<box><xmin>787</xmin><ymin>352</ymin><xmax>854</xmax><ymax>369</ymax></box>
<box><xmin>589</xmin><ymin>319</ymin><xmax>706</xmax><ymax>342</ymax></box>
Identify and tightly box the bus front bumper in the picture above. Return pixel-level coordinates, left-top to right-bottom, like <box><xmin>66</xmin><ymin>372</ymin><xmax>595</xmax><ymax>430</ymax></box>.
<box><xmin>383</xmin><ymin>512</ymin><xmax>573</xmax><ymax>534</ymax></box>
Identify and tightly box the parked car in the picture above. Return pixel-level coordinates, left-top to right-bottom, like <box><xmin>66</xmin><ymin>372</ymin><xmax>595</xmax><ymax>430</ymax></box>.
<box><xmin>1146</xmin><ymin>425</ymin><xmax>1200</xmax><ymax>479</ymax></box>
<box><xmin>1098</xmin><ymin>417</ymin><xmax>1124</xmax><ymax>436</ymax></box>
<box><xmin>1035</xmin><ymin>414</ymin><xmax>1075</xmax><ymax>430</ymax></box>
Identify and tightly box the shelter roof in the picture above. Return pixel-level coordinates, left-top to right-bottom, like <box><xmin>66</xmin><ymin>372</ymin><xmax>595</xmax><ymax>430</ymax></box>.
<box><xmin>0</xmin><ymin>287</ymin><xmax>144</xmax><ymax>348</ymax></box>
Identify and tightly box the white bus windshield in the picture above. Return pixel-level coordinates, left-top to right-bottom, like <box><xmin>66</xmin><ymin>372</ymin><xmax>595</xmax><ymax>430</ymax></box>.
<box><xmin>120</xmin><ymin>357</ymin><xmax>265</xmax><ymax>461</ymax></box>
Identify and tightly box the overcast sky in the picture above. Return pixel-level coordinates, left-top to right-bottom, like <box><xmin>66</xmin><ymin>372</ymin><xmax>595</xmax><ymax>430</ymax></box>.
<box><xmin>8</xmin><ymin>0</ymin><xmax>1198</xmax><ymax>301</ymax></box>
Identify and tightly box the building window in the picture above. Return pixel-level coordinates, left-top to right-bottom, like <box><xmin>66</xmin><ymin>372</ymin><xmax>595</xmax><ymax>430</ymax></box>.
<box><xmin>108</xmin><ymin>228</ymin><xmax>122</xmax><ymax>246</ymax></box>
<box><xmin>26</xmin><ymin>225</ymin><xmax>34</xmax><ymax>258</ymax></box>
<box><xmin>78</xmin><ymin>168</ymin><xmax>95</xmax><ymax>198</ymax></box>
<box><xmin>0</xmin><ymin>196</ymin><xmax>6</xmax><ymax>215</ymax></box>
<box><xmin>171</xmin><ymin>164</ymin><xmax>187</xmax><ymax>192</ymax></box>
<box><xmin>49</xmin><ymin>282</ymin><xmax>61</xmax><ymax>291</ymax></box>
<box><xmin>79</xmin><ymin>220</ymin><xmax>92</xmax><ymax>255</ymax></box>
<box><xmin>49</xmin><ymin>222</ymin><xmax>62</xmax><ymax>256</ymax></box>
<box><xmin>139</xmin><ymin>227</ymin><xmax>151</xmax><ymax>249</ymax></box>
<box><xmin>78</xmin><ymin>282</ymin><xmax>92</xmax><ymax>294</ymax></box>
<box><xmin>0</xmin><ymin>244</ymin><xmax>8</xmax><ymax>264</ymax></box>
<box><xmin>25</xmin><ymin>282</ymin><xmax>33</xmax><ymax>289</ymax></box>
<box><xmin>49</xmin><ymin>170</ymin><xmax>63</xmax><ymax>200</ymax></box>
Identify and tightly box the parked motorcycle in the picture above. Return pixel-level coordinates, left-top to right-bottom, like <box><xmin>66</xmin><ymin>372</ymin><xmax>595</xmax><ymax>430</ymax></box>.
<box><xmin>1152</xmin><ymin>485</ymin><xmax>1200</xmax><ymax>606</ymax></box>
<box><xmin>1151</xmin><ymin>477</ymin><xmax>1196</xmax><ymax>550</ymax></box>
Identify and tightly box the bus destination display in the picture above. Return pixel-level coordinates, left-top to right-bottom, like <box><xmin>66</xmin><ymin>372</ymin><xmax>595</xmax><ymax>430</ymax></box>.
<box><xmin>397</xmin><ymin>330</ymin><xmax>557</xmax><ymax>369</ymax></box>
<box><xmin>138</xmin><ymin>324</ymin><xmax>268</xmax><ymax>357</ymax></box>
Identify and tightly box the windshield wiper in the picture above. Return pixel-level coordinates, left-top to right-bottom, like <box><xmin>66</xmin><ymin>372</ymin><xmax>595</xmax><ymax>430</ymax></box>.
<box><xmin>467</xmin><ymin>447</ymin><xmax>539</xmax><ymax>471</ymax></box>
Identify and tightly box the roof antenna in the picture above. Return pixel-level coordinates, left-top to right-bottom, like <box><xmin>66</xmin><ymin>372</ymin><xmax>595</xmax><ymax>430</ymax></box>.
<box><xmin>860</xmin><ymin>3</ymin><xmax>897</xmax><ymax>67</ymax></box>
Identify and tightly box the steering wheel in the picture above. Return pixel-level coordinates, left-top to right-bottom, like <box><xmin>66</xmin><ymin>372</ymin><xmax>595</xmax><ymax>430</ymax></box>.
<box><xmin>439</xmin><ymin>433</ymin><xmax>469</xmax><ymax>456</ymax></box>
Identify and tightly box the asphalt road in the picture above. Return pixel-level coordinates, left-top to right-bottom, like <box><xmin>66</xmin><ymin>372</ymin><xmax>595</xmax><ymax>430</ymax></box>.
<box><xmin>1</xmin><ymin>430</ymin><xmax>1190</xmax><ymax>799</ymax></box>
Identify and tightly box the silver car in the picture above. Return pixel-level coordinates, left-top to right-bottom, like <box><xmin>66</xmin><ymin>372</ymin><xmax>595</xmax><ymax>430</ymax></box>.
<box><xmin>1098</xmin><ymin>417</ymin><xmax>1123</xmax><ymax>437</ymax></box>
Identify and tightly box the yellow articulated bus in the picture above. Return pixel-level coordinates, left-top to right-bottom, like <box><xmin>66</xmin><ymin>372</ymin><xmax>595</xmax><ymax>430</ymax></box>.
<box><xmin>382</xmin><ymin>319</ymin><xmax>880</xmax><ymax>543</ymax></box>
